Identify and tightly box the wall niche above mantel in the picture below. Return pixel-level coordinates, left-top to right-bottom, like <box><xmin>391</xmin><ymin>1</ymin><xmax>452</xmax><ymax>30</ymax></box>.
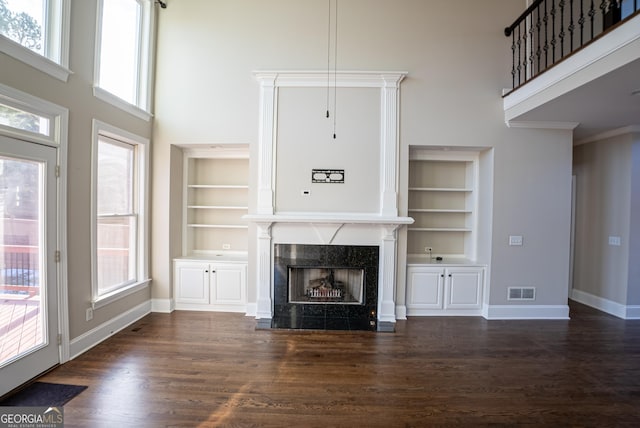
<box><xmin>253</xmin><ymin>71</ymin><xmax>407</xmax><ymax>217</ymax></box>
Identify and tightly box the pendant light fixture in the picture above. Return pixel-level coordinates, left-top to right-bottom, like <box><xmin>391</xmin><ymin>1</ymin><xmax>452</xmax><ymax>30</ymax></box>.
<box><xmin>325</xmin><ymin>0</ymin><xmax>339</xmax><ymax>139</ymax></box>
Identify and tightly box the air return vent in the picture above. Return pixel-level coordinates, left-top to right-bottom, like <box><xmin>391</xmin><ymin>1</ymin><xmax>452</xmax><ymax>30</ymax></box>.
<box><xmin>508</xmin><ymin>287</ymin><xmax>536</xmax><ymax>301</ymax></box>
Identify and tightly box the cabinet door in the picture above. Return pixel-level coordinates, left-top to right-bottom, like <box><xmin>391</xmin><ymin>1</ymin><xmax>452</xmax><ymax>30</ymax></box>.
<box><xmin>175</xmin><ymin>262</ymin><xmax>210</xmax><ymax>304</ymax></box>
<box><xmin>445</xmin><ymin>267</ymin><xmax>483</xmax><ymax>309</ymax></box>
<box><xmin>407</xmin><ymin>267</ymin><xmax>444</xmax><ymax>309</ymax></box>
<box><xmin>210</xmin><ymin>263</ymin><xmax>246</xmax><ymax>306</ymax></box>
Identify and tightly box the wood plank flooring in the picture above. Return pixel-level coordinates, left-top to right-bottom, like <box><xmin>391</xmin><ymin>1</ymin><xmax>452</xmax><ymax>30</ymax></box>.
<box><xmin>37</xmin><ymin>302</ymin><xmax>640</xmax><ymax>427</ymax></box>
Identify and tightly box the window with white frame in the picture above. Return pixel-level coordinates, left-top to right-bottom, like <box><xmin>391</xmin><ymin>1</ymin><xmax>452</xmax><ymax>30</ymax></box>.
<box><xmin>92</xmin><ymin>121</ymin><xmax>149</xmax><ymax>306</ymax></box>
<box><xmin>95</xmin><ymin>0</ymin><xmax>154</xmax><ymax>117</ymax></box>
<box><xmin>0</xmin><ymin>0</ymin><xmax>70</xmax><ymax>81</ymax></box>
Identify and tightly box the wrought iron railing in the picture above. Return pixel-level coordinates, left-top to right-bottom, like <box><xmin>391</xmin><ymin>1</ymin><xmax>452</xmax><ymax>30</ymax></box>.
<box><xmin>1</xmin><ymin>245</ymin><xmax>39</xmax><ymax>296</ymax></box>
<box><xmin>504</xmin><ymin>0</ymin><xmax>640</xmax><ymax>92</ymax></box>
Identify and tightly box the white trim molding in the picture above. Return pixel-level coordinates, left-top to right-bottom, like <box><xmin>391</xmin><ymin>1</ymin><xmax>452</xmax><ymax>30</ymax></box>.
<box><xmin>506</xmin><ymin>121</ymin><xmax>580</xmax><ymax>130</ymax></box>
<box><xmin>69</xmin><ymin>300</ymin><xmax>151</xmax><ymax>360</ymax></box>
<box><xmin>151</xmin><ymin>298</ymin><xmax>174</xmax><ymax>313</ymax></box>
<box><xmin>571</xmin><ymin>289</ymin><xmax>640</xmax><ymax>320</ymax></box>
<box><xmin>574</xmin><ymin>125</ymin><xmax>640</xmax><ymax>146</ymax></box>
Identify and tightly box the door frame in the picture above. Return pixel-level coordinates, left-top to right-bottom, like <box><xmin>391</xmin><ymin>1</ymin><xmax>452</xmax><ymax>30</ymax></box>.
<box><xmin>0</xmin><ymin>83</ymin><xmax>70</xmax><ymax>370</ymax></box>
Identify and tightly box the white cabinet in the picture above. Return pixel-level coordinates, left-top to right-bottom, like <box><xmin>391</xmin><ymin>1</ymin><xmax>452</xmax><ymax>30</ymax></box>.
<box><xmin>406</xmin><ymin>265</ymin><xmax>484</xmax><ymax>316</ymax></box>
<box><xmin>174</xmin><ymin>259</ymin><xmax>247</xmax><ymax>312</ymax></box>
<box><xmin>175</xmin><ymin>261</ymin><xmax>210</xmax><ymax>305</ymax></box>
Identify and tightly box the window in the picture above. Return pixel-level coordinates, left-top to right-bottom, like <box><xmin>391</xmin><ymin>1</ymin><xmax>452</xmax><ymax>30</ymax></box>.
<box><xmin>0</xmin><ymin>0</ymin><xmax>70</xmax><ymax>81</ymax></box>
<box><xmin>0</xmin><ymin>99</ymin><xmax>51</xmax><ymax>137</ymax></box>
<box><xmin>91</xmin><ymin>120</ymin><xmax>149</xmax><ymax>307</ymax></box>
<box><xmin>95</xmin><ymin>0</ymin><xmax>154</xmax><ymax>119</ymax></box>
<box><xmin>0</xmin><ymin>81</ymin><xmax>66</xmax><ymax>146</ymax></box>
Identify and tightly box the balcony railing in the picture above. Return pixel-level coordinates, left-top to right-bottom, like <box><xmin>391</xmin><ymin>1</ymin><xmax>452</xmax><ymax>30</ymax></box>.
<box><xmin>504</xmin><ymin>0</ymin><xmax>640</xmax><ymax>92</ymax></box>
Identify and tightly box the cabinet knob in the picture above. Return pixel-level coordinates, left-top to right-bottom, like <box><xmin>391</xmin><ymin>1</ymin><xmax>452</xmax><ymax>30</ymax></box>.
<box><xmin>440</xmin><ymin>274</ymin><xmax>444</xmax><ymax>278</ymax></box>
<box><xmin>211</xmin><ymin>270</ymin><xmax>216</xmax><ymax>273</ymax></box>
<box><xmin>448</xmin><ymin>274</ymin><xmax>452</xmax><ymax>277</ymax></box>
<box><xmin>205</xmin><ymin>270</ymin><xmax>208</xmax><ymax>273</ymax></box>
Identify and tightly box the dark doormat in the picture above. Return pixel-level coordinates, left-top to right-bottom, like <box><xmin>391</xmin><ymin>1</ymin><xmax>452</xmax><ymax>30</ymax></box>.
<box><xmin>0</xmin><ymin>382</ymin><xmax>87</xmax><ymax>407</ymax></box>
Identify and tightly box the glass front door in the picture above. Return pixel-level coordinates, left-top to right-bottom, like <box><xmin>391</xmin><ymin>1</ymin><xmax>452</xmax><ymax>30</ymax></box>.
<box><xmin>0</xmin><ymin>135</ymin><xmax>59</xmax><ymax>397</ymax></box>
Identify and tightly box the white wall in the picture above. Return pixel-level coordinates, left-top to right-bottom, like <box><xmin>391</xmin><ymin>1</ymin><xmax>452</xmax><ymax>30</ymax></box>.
<box><xmin>154</xmin><ymin>0</ymin><xmax>574</xmax><ymax>318</ymax></box>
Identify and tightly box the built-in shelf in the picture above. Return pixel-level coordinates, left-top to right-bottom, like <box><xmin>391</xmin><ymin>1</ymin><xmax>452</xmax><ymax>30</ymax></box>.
<box><xmin>407</xmin><ymin>151</ymin><xmax>478</xmax><ymax>260</ymax></box>
<box><xmin>182</xmin><ymin>147</ymin><xmax>249</xmax><ymax>256</ymax></box>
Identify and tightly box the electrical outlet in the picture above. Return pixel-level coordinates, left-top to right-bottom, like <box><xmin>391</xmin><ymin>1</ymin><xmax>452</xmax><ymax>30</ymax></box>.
<box><xmin>509</xmin><ymin>235</ymin><xmax>523</xmax><ymax>246</ymax></box>
<box><xmin>424</xmin><ymin>246</ymin><xmax>433</xmax><ymax>253</ymax></box>
<box><xmin>222</xmin><ymin>243</ymin><xmax>231</xmax><ymax>250</ymax></box>
<box><xmin>86</xmin><ymin>307</ymin><xmax>93</xmax><ymax>321</ymax></box>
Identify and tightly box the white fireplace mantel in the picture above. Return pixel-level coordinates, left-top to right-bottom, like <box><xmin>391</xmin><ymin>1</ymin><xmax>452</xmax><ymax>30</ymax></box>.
<box><xmin>249</xmin><ymin>70</ymin><xmax>408</xmax><ymax>330</ymax></box>
<box><xmin>244</xmin><ymin>213</ymin><xmax>414</xmax><ymax>226</ymax></box>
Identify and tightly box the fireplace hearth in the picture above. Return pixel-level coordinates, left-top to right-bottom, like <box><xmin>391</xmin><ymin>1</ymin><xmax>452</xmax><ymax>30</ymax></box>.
<box><xmin>272</xmin><ymin>244</ymin><xmax>379</xmax><ymax>331</ymax></box>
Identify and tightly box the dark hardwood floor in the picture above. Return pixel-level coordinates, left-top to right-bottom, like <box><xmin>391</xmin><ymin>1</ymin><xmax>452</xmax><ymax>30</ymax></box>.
<box><xmin>38</xmin><ymin>302</ymin><xmax>640</xmax><ymax>427</ymax></box>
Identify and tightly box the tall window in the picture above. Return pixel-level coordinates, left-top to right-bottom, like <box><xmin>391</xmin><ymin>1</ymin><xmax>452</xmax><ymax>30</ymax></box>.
<box><xmin>92</xmin><ymin>121</ymin><xmax>149</xmax><ymax>305</ymax></box>
<box><xmin>0</xmin><ymin>0</ymin><xmax>70</xmax><ymax>81</ymax></box>
<box><xmin>95</xmin><ymin>0</ymin><xmax>154</xmax><ymax>115</ymax></box>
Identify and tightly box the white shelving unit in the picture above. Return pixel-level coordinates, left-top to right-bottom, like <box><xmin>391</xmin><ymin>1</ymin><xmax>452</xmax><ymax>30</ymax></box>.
<box><xmin>175</xmin><ymin>146</ymin><xmax>249</xmax><ymax>313</ymax></box>
<box><xmin>405</xmin><ymin>149</ymin><xmax>484</xmax><ymax>316</ymax></box>
<box><xmin>407</xmin><ymin>150</ymin><xmax>478</xmax><ymax>261</ymax></box>
<box><xmin>183</xmin><ymin>147</ymin><xmax>249</xmax><ymax>256</ymax></box>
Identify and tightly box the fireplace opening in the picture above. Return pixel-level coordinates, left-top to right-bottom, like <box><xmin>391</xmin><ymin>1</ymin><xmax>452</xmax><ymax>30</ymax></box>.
<box><xmin>272</xmin><ymin>244</ymin><xmax>379</xmax><ymax>331</ymax></box>
<box><xmin>288</xmin><ymin>267</ymin><xmax>364</xmax><ymax>305</ymax></box>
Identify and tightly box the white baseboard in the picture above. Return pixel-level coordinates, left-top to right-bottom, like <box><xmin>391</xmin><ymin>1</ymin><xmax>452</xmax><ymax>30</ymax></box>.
<box><xmin>626</xmin><ymin>306</ymin><xmax>640</xmax><ymax>319</ymax></box>
<box><xmin>484</xmin><ymin>304</ymin><xmax>569</xmax><ymax>320</ymax></box>
<box><xmin>174</xmin><ymin>303</ymin><xmax>247</xmax><ymax>313</ymax></box>
<box><xmin>570</xmin><ymin>288</ymin><xmax>640</xmax><ymax>319</ymax></box>
<box><xmin>69</xmin><ymin>300</ymin><xmax>151</xmax><ymax>360</ymax></box>
<box><xmin>408</xmin><ymin>308</ymin><xmax>483</xmax><ymax>317</ymax></box>
<box><xmin>151</xmin><ymin>298</ymin><xmax>174</xmax><ymax>313</ymax></box>
<box><xmin>395</xmin><ymin>305</ymin><xmax>407</xmax><ymax>320</ymax></box>
<box><xmin>245</xmin><ymin>303</ymin><xmax>257</xmax><ymax>317</ymax></box>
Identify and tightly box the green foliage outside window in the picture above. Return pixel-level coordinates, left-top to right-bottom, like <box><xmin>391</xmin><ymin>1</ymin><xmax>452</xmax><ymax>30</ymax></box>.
<box><xmin>0</xmin><ymin>0</ymin><xmax>43</xmax><ymax>52</ymax></box>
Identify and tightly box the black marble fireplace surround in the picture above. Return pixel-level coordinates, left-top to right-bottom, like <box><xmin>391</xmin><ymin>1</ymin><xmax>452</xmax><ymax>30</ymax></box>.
<box><xmin>272</xmin><ymin>244</ymin><xmax>379</xmax><ymax>331</ymax></box>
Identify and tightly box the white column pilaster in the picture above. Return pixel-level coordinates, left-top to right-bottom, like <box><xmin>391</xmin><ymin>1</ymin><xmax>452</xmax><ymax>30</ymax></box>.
<box><xmin>255</xmin><ymin>221</ymin><xmax>273</xmax><ymax>320</ymax></box>
<box><xmin>255</xmin><ymin>73</ymin><xmax>277</xmax><ymax>215</ymax></box>
<box><xmin>378</xmin><ymin>225</ymin><xmax>400</xmax><ymax>325</ymax></box>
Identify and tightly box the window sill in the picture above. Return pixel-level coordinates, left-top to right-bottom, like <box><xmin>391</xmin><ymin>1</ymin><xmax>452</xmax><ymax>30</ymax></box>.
<box><xmin>92</xmin><ymin>278</ymin><xmax>151</xmax><ymax>310</ymax></box>
<box><xmin>93</xmin><ymin>87</ymin><xmax>153</xmax><ymax>122</ymax></box>
<box><xmin>0</xmin><ymin>36</ymin><xmax>72</xmax><ymax>82</ymax></box>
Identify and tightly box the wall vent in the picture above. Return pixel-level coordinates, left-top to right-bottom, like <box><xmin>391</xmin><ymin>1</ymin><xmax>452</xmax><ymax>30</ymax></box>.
<box><xmin>508</xmin><ymin>287</ymin><xmax>536</xmax><ymax>301</ymax></box>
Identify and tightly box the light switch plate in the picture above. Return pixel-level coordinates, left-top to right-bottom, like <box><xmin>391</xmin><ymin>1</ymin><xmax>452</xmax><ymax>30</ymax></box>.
<box><xmin>608</xmin><ymin>236</ymin><xmax>621</xmax><ymax>246</ymax></box>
